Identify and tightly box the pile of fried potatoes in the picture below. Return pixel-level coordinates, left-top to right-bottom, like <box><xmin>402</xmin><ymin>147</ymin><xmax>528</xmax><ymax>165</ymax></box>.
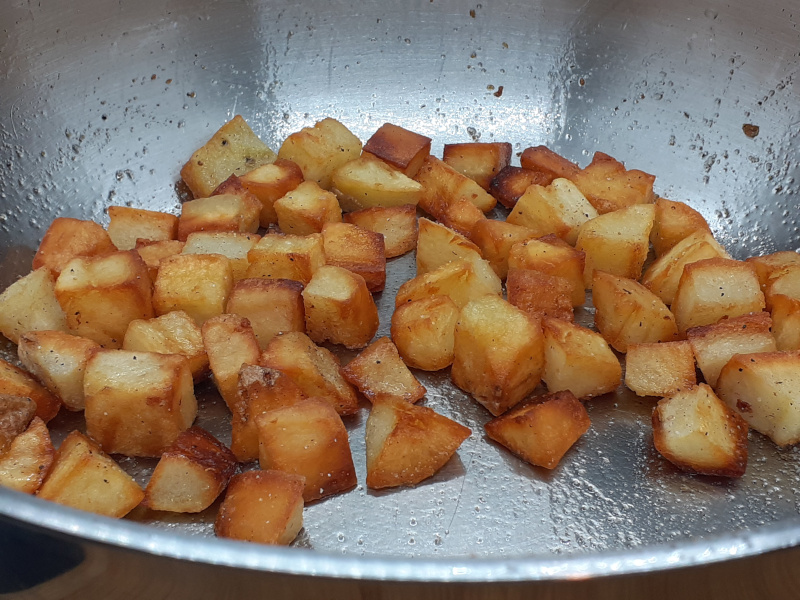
<box><xmin>0</xmin><ymin>114</ymin><xmax>798</xmax><ymax>546</ymax></box>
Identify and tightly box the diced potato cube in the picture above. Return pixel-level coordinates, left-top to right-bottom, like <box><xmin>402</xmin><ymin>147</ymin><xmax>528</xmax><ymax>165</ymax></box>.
<box><xmin>716</xmin><ymin>351</ymin><xmax>800</xmax><ymax>446</ymax></box>
<box><xmin>0</xmin><ymin>359</ymin><xmax>61</xmax><ymax>423</ymax></box>
<box><xmin>123</xmin><ymin>311</ymin><xmax>209</xmax><ymax>382</ymax></box>
<box><xmin>519</xmin><ymin>146</ymin><xmax>580</xmax><ymax>180</ymax></box>
<box><xmin>0</xmin><ymin>395</ymin><xmax>36</xmax><ymax>453</ymax></box>
<box><xmin>765</xmin><ymin>265</ymin><xmax>800</xmax><ymax>309</ymax></box>
<box><xmin>84</xmin><ymin>350</ymin><xmax>197</xmax><ymax>457</ymax></box>
<box><xmin>576</xmin><ymin>204</ymin><xmax>656</xmax><ymax>286</ymax></box>
<box><xmin>135</xmin><ymin>239</ymin><xmax>185</xmax><ymax>282</ymax></box>
<box><xmin>571</xmin><ymin>152</ymin><xmax>656</xmax><ymax>214</ymax></box>
<box><xmin>485</xmin><ymin>390</ymin><xmax>590</xmax><ymax>469</ymax></box>
<box><xmin>182</xmin><ymin>232</ymin><xmax>260</xmax><ymax>282</ymax></box>
<box><xmin>177</xmin><ymin>193</ymin><xmax>261</xmax><ymax>241</ymax></box>
<box><xmin>362</xmin><ymin>122</ymin><xmax>431</xmax><ymax>178</ymax></box>
<box><xmin>442</xmin><ymin>142</ymin><xmax>512</xmax><ymax>190</ymax></box>
<box><xmin>771</xmin><ymin>294</ymin><xmax>800</xmax><ymax>351</ymax></box>
<box><xmin>746</xmin><ymin>250</ymin><xmax>800</xmax><ymax>290</ymax></box>
<box><xmin>624</xmin><ymin>341</ymin><xmax>697</xmax><ymax>397</ymax></box>
<box><xmin>256</xmin><ymin>397</ymin><xmax>356</xmax><ymax>502</ymax></box>
<box><xmin>180</xmin><ymin>115</ymin><xmax>277</xmax><ymax>198</ymax></box>
<box><xmin>415</xmin><ymin>155</ymin><xmax>496</xmax><ymax>214</ymax></box>
<box><xmin>390</xmin><ymin>295</ymin><xmax>459</xmax><ymax>371</ymax></box>
<box><xmin>652</xmin><ymin>383</ymin><xmax>748</xmax><ymax>477</ymax></box>
<box><xmin>226</xmin><ymin>278</ymin><xmax>305</xmax><ymax>351</ymax></box>
<box><xmin>507</xmin><ymin>178</ymin><xmax>598</xmax><ymax>245</ymax></box>
<box><xmin>672</xmin><ymin>258</ymin><xmax>765</xmax><ymax>333</ymax></box>
<box><xmin>395</xmin><ymin>259</ymin><xmax>501</xmax><ymax>309</ymax></box>
<box><xmin>239</xmin><ymin>159</ymin><xmax>305</xmax><ymax>227</ymax></box>
<box><xmin>506</xmin><ymin>268</ymin><xmax>574</xmax><ymax>322</ymax></box>
<box><xmin>452</xmin><ymin>295</ymin><xmax>544</xmax><ymax>416</ymax></box>
<box><xmin>153</xmin><ymin>253</ymin><xmax>233</xmax><ymax>326</ymax></box>
<box><xmin>366</xmin><ymin>397</ymin><xmax>471</xmax><ymax>489</ymax></box>
<box><xmin>37</xmin><ymin>430</ymin><xmax>145</xmax><ymax>517</ymax></box>
<box><xmin>435</xmin><ymin>198</ymin><xmax>487</xmax><ymax>238</ymax></box>
<box><xmin>142</xmin><ymin>427</ymin><xmax>236</xmax><ymax>513</ymax></box>
<box><xmin>507</xmin><ymin>236</ymin><xmax>586</xmax><ymax>307</ymax></box>
<box><xmin>214</xmin><ymin>470</ymin><xmax>304</xmax><ymax>545</ymax></box>
<box><xmin>343</xmin><ymin>204</ymin><xmax>418</xmax><ymax>258</ymax></box>
<box><xmin>650</xmin><ymin>198</ymin><xmax>711</xmax><ymax>257</ymax></box>
<box><xmin>0</xmin><ymin>417</ymin><xmax>54</xmax><ymax>494</ymax></box>
<box><xmin>278</xmin><ymin>117</ymin><xmax>362</xmax><ymax>190</ymax></box>
<box><xmin>686</xmin><ymin>311</ymin><xmax>776</xmax><ymax>386</ymax></box>
<box><xmin>331</xmin><ymin>153</ymin><xmax>423</xmax><ymax>212</ymax></box>
<box><xmin>107</xmin><ymin>206</ymin><xmax>178</xmax><ymax>251</ymax></box>
<box><xmin>302</xmin><ymin>265</ymin><xmax>379</xmax><ymax>350</ymax></box>
<box><xmin>342</xmin><ymin>337</ymin><xmax>426</xmax><ymax>404</ymax></box>
<box><xmin>18</xmin><ymin>331</ymin><xmax>100</xmax><ymax>411</ymax></box>
<box><xmin>245</xmin><ymin>233</ymin><xmax>325</xmax><ymax>285</ymax></box>
<box><xmin>470</xmin><ymin>219</ymin><xmax>536</xmax><ymax>280</ymax></box>
<box><xmin>542</xmin><ymin>318</ymin><xmax>621</xmax><ymax>398</ymax></box>
<box><xmin>489</xmin><ymin>165</ymin><xmax>553</xmax><ymax>209</ymax></box>
<box><xmin>592</xmin><ymin>271</ymin><xmax>678</xmax><ymax>352</ymax></box>
<box><xmin>260</xmin><ymin>332</ymin><xmax>359</xmax><ymax>415</ymax></box>
<box><xmin>32</xmin><ymin>217</ymin><xmax>116</xmax><ymax>275</ymax></box>
<box><xmin>274</xmin><ymin>180</ymin><xmax>342</xmax><ymax>235</ymax></box>
<box><xmin>0</xmin><ymin>268</ymin><xmax>68</xmax><ymax>344</ymax></box>
<box><xmin>322</xmin><ymin>222</ymin><xmax>386</xmax><ymax>292</ymax></box>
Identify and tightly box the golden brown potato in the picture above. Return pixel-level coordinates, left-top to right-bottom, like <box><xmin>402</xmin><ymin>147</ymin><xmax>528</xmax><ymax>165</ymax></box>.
<box><xmin>0</xmin><ymin>417</ymin><xmax>54</xmax><ymax>494</ymax></box>
<box><xmin>652</xmin><ymin>383</ymin><xmax>748</xmax><ymax>477</ymax></box>
<box><xmin>507</xmin><ymin>236</ymin><xmax>586</xmax><ymax>307</ymax></box>
<box><xmin>519</xmin><ymin>146</ymin><xmax>580</xmax><ymax>180</ymax></box>
<box><xmin>489</xmin><ymin>165</ymin><xmax>554</xmax><ymax>209</ymax></box>
<box><xmin>365</xmin><ymin>398</ymin><xmax>471</xmax><ymax>489</ymax></box>
<box><xmin>506</xmin><ymin>268</ymin><xmax>574</xmax><ymax>322</ymax></box>
<box><xmin>342</xmin><ymin>337</ymin><xmax>426</xmax><ymax>404</ymax></box>
<box><xmin>390</xmin><ymin>295</ymin><xmax>459</xmax><ymax>371</ymax></box>
<box><xmin>245</xmin><ymin>232</ymin><xmax>325</xmax><ymax>285</ymax></box>
<box><xmin>84</xmin><ymin>350</ymin><xmax>197</xmax><ymax>457</ymax></box>
<box><xmin>0</xmin><ymin>395</ymin><xmax>36</xmax><ymax>454</ymax></box>
<box><xmin>746</xmin><ymin>250</ymin><xmax>800</xmax><ymax>290</ymax></box>
<box><xmin>0</xmin><ymin>359</ymin><xmax>61</xmax><ymax>423</ymax></box>
<box><xmin>226</xmin><ymin>278</ymin><xmax>305</xmax><ymax>351</ymax></box>
<box><xmin>343</xmin><ymin>204</ymin><xmax>418</xmax><ymax>259</ymax></box>
<box><xmin>571</xmin><ymin>152</ymin><xmax>656</xmax><ymax>214</ymax></box>
<box><xmin>624</xmin><ymin>341</ymin><xmax>697</xmax><ymax>397</ymax></box>
<box><xmin>0</xmin><ymin>268</ymin><xmax>68</xmax><ymax>344</ymax></box>
<box><xmin>451</xmin><ymin>295</ymin><xmax>544</xmax><ymax>416</ymax></box>
<box><xmin>274</xmin><ymin>180</ymin><xmax>342</xmax><ymax>235</ymax></box>
<box><xmin>470</xmin><ymin>220</ymin><xmax>536</xmax><ymax>280</ymax></box>
<box><xmin>765</xmin><ymin>265</ymin><xmax>800</xmax><ymax>309</ymax></box>
<box><xmin>362</xmin><ymin>122</ymin><xmax>431</xmax><ymax>178</ymax></box>
<box><xmin>32</xmin><ymin>217</ymin><xmax>117</xmax><ymax>275</ymax></box>
<box><xmin>38</xmin><ymin>430</ymin><xmax>145</xmax><ymax>518</ymax></box>
<box><xmin>650</xmin><ymin>198</ymin><xmax>712</xmax><ymax>257</ymax></box>
<box><xmin>182</xmin><ymin>232</ymin><xmax>260</xmax><ymax>282</ymax></box>
<box><xmin>177</xmin><ymin>193</ymin><xmax>261</xmax><ymax>241</ymax></box>
<box><xmin>215</xmin><ymin>470</ymin><xmax>305</xmax><ymax>545</ymax></box>
<box><xmin>107</xmin><ymin>206</ymin><xmax>178</xmax><ymax>251</ymax></box>
<box><xmin>485</xmin><ymin>390</ymin><xmax>590</xmax><ymax>469</ymax></box>
<box><xmin>153</xmin><ymin>253</ymin><xmax>233</xmax><ymax>326</ymax></box>
<box><xmin>142</xmin><ymin>427</ymin><xmax>237</xmax><ymax>513</ymax></box>
<box><xmin>435</xmin><ymin>198</ymin><xmax>487</xmax><ymax>239</ymax></box>
<box><xmin>331</xmin><ymin>153</ymin><xmax>423</xmax><ymax>212</ymax></box>
<box><xmin>322</xmin><ymin>222</ymin><xmax>386</xmax><ymax>292</ymax></box>
<box><xmin>395</xmin><ymin>259</ymin><xmax>501</xmax><ymax>309</ymax></box>
<box><xmin>442</xmin><ymin>142</ymin><xmax>512</xmax><ymax>190</ymax></box>
<box><xmin>239</xmin><ymin>159</ymin><xmax>305</xmax><ymax>227</ymax></box>
<box><xmin>256</xmin><ymin>397</ymin><xmax>356</xmax><ymax>502</ymax></box>
<box><xmin>415</xmin><ymin>155</ymin><xmax>497</xmax><ymax>214</ymax></box>
<box><xmin>771</xmin><ymin>294</ymin><xmax>800</xmax><ymax>351</ymax></box>
<box><xmin>134</xmin><ymin>239</ymin><xmax>185</xmax><ymax>282</ymax></box>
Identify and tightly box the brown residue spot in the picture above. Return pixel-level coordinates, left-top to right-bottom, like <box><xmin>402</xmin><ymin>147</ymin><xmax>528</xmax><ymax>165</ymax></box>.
<box><xmin>494</xmin><ymin>85</ymin><xmax>504</xmax><ymax>98</ymax></box>
<box><xmin>742</xmin><ymin>124</ymin><xmax>759</xmax><ymax>138</ymax></box>
<box><xmin>736</xmin><ymin>400</ymin><xmax>753</xmax><ymax>413</ymax></box>
<box><xmin>469</xmin><ymin>9</ymin><xmax>476</xmax><ymax>17</ymax></box>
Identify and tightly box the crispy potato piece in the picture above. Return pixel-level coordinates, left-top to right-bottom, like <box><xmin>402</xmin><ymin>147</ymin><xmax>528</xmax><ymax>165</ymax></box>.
<box><xmin>256</xmin><ymin>397</ymin><xmax>356</xmax><ymax>502</ymax></box>
<box><xmin>415</xmin><ymin>155</ymin><xmax>496</xmax><ymax>214</ymax></box>
<box><xmin>485</xmin><ymin>390</ymin><xmax>590</xmax><ymax>469</ymax></box>
<box><xmin>650</xmin><ymin>198</ymin><xmax>711</xmax><ymax>257</ymax></box>
<box><xmin>260</xmin><ymin>332</ymin><xmax>359</xmax><ymax>416</ymax></box>
<box><xmin>366</xmin><ymin>398</ymin><xmax>471</xmax><ymax>489</ymax></box>
<box><xmin>652</xmin><ymin>383</ymin><xmax>748</xmax><ymax>477</ymax></box>
<box><xmin>624</xmin><ymin>341</ymin><xmax>697</xmax><ymax>397</ymax></box>
<box><xmin>343</xmin><ymin>204</ymin><xmax>418</xmax><ymax>258</ymax></box>
<box><xmin>0</xmin><ymin>359</ymin><xmax>61</xmax><ymax>423</ymax></box>
<box><xmin>442</xmin><ymin>142</ymin><xmax>512</xmax><ymax>190</ymax></box>
<box><xmin>134</xmin><ymin>239</ymin><xmax>185</xmax><ymax>282</ymax></box>
<box><xmin>490</xmin><ymin>165</ymin><xmax>554</xmax><ymax>209</ymax></box>
<box><xmin>177</xmin><ymin>193</ymin><xmax>261</xmax><ymax>241</ymax></box>
<box><xmin>506</xmin><ymin>268</ymin><xmax>574</xmax><ymax>322</ymax></box>
<box><xmin>215</xmin><ymin>470</ymin><xmax>304</xmax><ymax>545</ymax></box>
<box><xmin>362</xmin><ymin>122</ymin><xmax>432</xmax><ymax>178</ymax></box>
<box><xmin>123</xmin><ymin>311</ymin><xmax>209</xmax><ymax>382</ymax></box>
<box><xmin>107</xmin><ymin>206</ymin><xmax>178</xmax><ymax>251</ymax></box>
<box><xmin>507</xmin><ymin>178</ymin><xmax>598</xmax><ymax>245</ymax></box>
<box><xmin>452</xmin><ymin>295</ymin><xmax>544</xmax><ymax>416</ymax></box>
<box><xmin>153</xmin><ymin>253</ymin><xmax>233</xmax><ymax>326</ymax></box>
<box><xmin>390</xmin><ymin>295</ymin><xmax>459</xmax><ymax>371</ymax></box>
<box><xmin>765</xmin><ymin>265</ymin><xmax>800</xmax><ymax>309</ymax></box>
<box><xmin>332</xmin><ymin>153</ymin><xmax>423</xmax><ymax>212</ymax></box>
<box><xmin>542</xmin><ymin>318</ymin><xmax>621</xmax><ymax>399</ymax></box>
<box><xmin>395</xmin><ymin>259</ymin><xmax>501</xmax><ymax>309</ymax></box>
<box><xmin>322</xmin><ymin>222</ymin><xmax>386</xmax><ymax>292</ymax></box>
<box><xmin>32</xmin><ymin>217</ymin><xmax>117</xmax><ymax>276</ymax></box>
<box><xmin>686</xmin><ymin>312</ymin><xmax>776</xmax><ymax>387</ymax></box>
<box><xmin>302</xmin><ymin>265</ymin><xmax>379</xmax><ymax>350</ymax></box>
<box><xmin>37</xmin><ymin>430</ymin><xmax>144</xmax><ymax>518</ymax></box>
<box><xmin>142</xmin><ymin>427</ymin><xmax>236</xmax><ymax>513</ymax></box>
<box><xmin>507</xmin><ymin>236</ymin><xmax>586</xmax><ymax>307</ymax></box>
<box><xmin>771</xmin><ymin>294</ymin><xmax>800</xmax><ymax>351</ymax></box>
<box><xmin>274</xmin><ymin>180</ymin><xmax>342</xmax><ymax>235</ymax></box>
<box><xmin>245</xmin><ymin>232</ymin><xmax>325</xmax><ymax>285</ymax></box>
<box><xmin>182</xmin><ymin>232</ymin><xmax>260</xmax><ymax>282</ymax></box>
<box><xmin>0</xmin><ymin>395</ymin><xmax>36</xmax><ymax>454</ymax></box>
<box><xmin>180</xmin><ymin>115</ymin><xmax>277</xmax><ymax>198</ymax></box>
<box><xmin>470</xmin><ymin>220</ymin><xmax>536</xmax><ymax>280</ymax></box>
<box><xmin>278</xmin><ymin>117</ymin><xmax>362</xmax><ymax>190</ymax></box>
<box><xmin>239</xmin><ymin>159</ymin><xmax>305</xmax><ymax>227</ymax></box>
<box><xmin>576</xmin><ymin>204</ymin><xmax>656</xmax><ymax>286</ymax></box>
<box><xmin>0</xmin><ymin>417</ymin><xmax>54</xmax><ymax>494</ymax></box>
<box><xmin>672</xmin><ymin>258</ymin><xmax>765</xmax><ymax>333</ymax></box>
<box><xmin>84</xmin><ymin>350</ymin><xmax>197</xmax><ymax>457</ymax></box>
<box><xmin>592</xmin><ymin>271</ymin><xmax>678</xmax><ymax>353</ymax></box>
<box><xmin>342</xmin><ymin>337</ymin><xmax>426</xmax><ymax>404</ymax></box>
<box><xmin>571</xmin><ymin>152</ymin><xmax>656</xmax><ymax>214</ymax></box>
<box><xmin>201</xmin><ymin>314</ymin><xmax>261</xmax><ymax>413</ymax></box>
<box><xmin>226</xmin><ymin>278</ymin><xmax>305</xmax><ymax>351</ymax></box>
<box><xmin>0</xmin><ymin>268</ymin><xmax>68</xmax><ymax>344</ymax></box>
<box><xmin>519</xmin><ymin>146</ymin><xmax>581</xmax><ymax>180</ymax></box>
<box><xmin>746</xmin><ymin>250</ymin><xmax>800</xmax><ymax>290</ymax></box>
<box><xmin>717</xmin><ymin>351</ymin><xmax>800</xmax><ymax>446</ymax></box>
<box><xmin>18</xmin><ymin>331</ymin><xmax>100</xmax><ymax>411</ymax></box>
<box><xmin>55</xmin><ymin>251</ymin><xmax>154</xmax><ymax>348</ymax></box>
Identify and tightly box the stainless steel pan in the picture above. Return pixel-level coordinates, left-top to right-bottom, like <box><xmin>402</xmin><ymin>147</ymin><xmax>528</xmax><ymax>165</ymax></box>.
<box><xmin>1</xmin><ymin>0</ymin><xmax>799</xmax><ymax>597</ymax></box>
